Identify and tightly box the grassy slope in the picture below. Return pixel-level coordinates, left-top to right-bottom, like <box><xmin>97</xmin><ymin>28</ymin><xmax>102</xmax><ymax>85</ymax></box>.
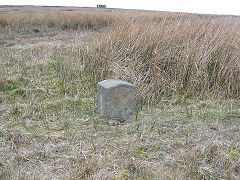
<box><xmin>0</xmin><ymin>6</ymin><xmax>240</xmax><ymax>179</ymax></box>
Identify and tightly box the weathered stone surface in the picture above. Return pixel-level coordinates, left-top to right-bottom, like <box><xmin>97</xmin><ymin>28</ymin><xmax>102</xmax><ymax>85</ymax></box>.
<box><xmin>97</xmin><ymin>79</ymin><xmax>136</xmax><ymax>119</ymax></box>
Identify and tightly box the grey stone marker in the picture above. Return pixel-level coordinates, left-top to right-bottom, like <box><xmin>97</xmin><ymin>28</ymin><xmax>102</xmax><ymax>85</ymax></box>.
<box><xmin>97</xmin><ymin>79</ymin><xmax>136</xmax><ymax>119</ymax></box>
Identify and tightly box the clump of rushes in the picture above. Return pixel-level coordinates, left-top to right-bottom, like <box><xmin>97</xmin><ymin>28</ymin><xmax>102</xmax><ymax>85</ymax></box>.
<box><xmin>84</xmin><ymin>15</ymin><xmax>240</xmax><ymax>104</ymax></box>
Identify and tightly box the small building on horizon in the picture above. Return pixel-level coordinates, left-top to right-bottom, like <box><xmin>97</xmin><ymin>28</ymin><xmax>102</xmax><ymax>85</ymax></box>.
<box><xmin>97</xmin><ymin>4</ymin><xmax>106</xmax><ymax>8</ymax></box>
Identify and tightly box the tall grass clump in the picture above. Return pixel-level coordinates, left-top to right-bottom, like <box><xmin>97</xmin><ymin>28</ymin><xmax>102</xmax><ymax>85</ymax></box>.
<box><xmin>84</xmin><ymin>14</ymin><xmax>240</xmax><ymax>104</ymax></box>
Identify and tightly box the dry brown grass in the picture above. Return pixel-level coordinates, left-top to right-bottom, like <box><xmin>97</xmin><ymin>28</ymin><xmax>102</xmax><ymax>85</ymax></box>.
<box><xmin>83</xmin><ymin>14</ymin><xmax>240</xmax><ymax>104</ymax></box>
<box><xmin>0</xmin><ymin>6</ymin><xmax>239</xmax><ymax>179</ymax></box>
<box><xmin>0</xmin><ymin>12</ymin><xmax>116</xmax><ymax>33</ymax></box>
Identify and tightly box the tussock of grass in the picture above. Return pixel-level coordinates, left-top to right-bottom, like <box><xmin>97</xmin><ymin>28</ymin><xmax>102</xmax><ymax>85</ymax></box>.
<box><xmin>84</xmin><ymin>15</ymin><xmax>240</xmax><ymax>103</ymax></box>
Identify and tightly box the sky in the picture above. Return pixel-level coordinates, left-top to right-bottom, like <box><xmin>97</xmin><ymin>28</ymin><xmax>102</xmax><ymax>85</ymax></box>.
<box><xmin>0</xmin><ymin>0</ymin><xmax>240</xmax><ymax>16</ymax></box>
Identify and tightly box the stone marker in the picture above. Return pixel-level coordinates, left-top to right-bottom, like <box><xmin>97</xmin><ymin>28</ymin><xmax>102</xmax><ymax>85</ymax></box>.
<box><xmin>97</xmin><ymin>79</ymin><xmax>136</xmax><ymax>119</ymax></box>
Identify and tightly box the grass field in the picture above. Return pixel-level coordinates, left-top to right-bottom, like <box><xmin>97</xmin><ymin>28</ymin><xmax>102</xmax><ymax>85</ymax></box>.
<box><xmin>0</xmin><ymin>5</ymin><xmax>240</xmax><ymax>179</ymax></box>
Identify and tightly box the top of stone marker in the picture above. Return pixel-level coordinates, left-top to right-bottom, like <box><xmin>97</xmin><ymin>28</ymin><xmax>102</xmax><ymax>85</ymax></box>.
<box><xmin>98</xmin><ymin>79</ymin><xmax>135</xmax><ymax>89</ymax></box>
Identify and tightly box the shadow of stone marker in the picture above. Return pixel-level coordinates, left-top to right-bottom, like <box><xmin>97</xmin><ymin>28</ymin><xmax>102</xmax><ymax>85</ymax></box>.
<box><xmin>97</xmin><ymin>79</ymin><xmax>136</xmax><ymax>119</ymax></box>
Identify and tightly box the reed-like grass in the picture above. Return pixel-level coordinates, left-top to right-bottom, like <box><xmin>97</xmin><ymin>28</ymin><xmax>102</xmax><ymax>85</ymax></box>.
<box><xmin>83</xmin><ymin>15</ymin><xmax>240</xmax><ymax>104</ymax></box>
